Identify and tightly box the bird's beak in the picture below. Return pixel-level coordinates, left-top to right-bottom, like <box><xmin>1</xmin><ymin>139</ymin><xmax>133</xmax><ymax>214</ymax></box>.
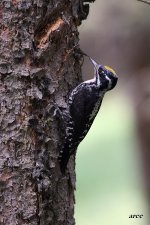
<box><xmin>89</xmin><ymin>58</ymin><xmax>99</xmax><ymax>72</ymax></box>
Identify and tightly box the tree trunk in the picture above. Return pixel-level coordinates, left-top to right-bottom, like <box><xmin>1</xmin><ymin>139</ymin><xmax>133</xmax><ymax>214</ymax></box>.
<box><xmin>0</xmin><ymin>1</ymin><xmax>94</xmax><ymax>224</ymax></box>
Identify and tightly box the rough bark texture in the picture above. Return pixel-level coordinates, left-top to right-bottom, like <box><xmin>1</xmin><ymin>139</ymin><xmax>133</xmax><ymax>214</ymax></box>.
<box><xmin>0</xmin><ymin>0</ymin><xmax>95</xmax><ymax>224</ymax></box>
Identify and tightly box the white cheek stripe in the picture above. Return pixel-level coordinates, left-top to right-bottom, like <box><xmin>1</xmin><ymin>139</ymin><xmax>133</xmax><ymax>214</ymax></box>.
<box><xmin>106</xmin><ymin>76</ymin><xmax>112</xmax><ymax>89</ymax></box>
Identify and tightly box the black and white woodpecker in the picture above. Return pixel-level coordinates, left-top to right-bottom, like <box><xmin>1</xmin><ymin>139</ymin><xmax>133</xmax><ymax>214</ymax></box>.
<box><xmin>59</xmin><ymin>57</ymin><xmax>118</xmax><ymax>173</ymax></box>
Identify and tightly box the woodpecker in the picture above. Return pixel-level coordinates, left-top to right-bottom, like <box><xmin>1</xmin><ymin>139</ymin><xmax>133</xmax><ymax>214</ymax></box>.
<box><xmin>59</xmin><ymin>57</ymin><xmax>118</xmax><ymax>173</ymax></box>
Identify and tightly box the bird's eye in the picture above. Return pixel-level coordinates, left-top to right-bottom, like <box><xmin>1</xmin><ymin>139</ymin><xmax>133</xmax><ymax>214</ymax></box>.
<box><xmin>98</xmin><ymin>66</ymin><xmax>104</xmax><ymax>74</ymax></box>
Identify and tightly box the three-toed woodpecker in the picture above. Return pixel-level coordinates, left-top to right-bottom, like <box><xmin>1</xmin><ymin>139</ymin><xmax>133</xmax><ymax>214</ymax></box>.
<box><xmin>59</xmin><ymin>57</ymin><xmax>118</xmax><ymax>173</ymax></box>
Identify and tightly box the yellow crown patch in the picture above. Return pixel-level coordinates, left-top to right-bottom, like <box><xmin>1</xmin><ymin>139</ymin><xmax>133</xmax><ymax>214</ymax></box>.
<box><xmin>104</xmin><ymin>65</ymin><xmax>116</xmax><ymax>75</ymax></box>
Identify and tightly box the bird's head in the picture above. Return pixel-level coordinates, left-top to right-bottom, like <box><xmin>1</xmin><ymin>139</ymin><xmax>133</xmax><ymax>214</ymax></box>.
<box><xmin>90</xmin><ymin>58</ymin><xmax>118</xmax><ymax>91</ymax></box>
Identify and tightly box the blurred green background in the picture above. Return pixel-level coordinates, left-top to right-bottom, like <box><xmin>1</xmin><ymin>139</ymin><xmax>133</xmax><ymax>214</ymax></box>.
<box><xmin>75</xmin><ymin>0</ymin><xmax>150</xmax><ymax>224</ymax></box>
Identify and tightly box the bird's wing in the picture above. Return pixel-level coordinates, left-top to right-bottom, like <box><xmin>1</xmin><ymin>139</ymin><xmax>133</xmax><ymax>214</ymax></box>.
<box><xmin>69</xmin><ymin>83</ymin><xmax>100</xmax><ymax>144</ymax></box>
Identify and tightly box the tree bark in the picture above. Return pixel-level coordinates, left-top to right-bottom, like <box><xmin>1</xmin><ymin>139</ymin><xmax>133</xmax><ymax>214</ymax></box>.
<box><xmin>0</xmin><ymin>0</ymin><xmax>94</xmax><ymax>224</ymax></box>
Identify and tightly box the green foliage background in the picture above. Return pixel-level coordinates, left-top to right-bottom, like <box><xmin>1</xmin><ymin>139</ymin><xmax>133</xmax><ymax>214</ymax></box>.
<box><xmin>75</xmin><ymin>93</ymin><xmax>148</xmax><ymax>225</ymax></box>
<box><xmin>74</xmin><ymin>0</ymin><xmax>150</xmax><ymax>224</ymax></box>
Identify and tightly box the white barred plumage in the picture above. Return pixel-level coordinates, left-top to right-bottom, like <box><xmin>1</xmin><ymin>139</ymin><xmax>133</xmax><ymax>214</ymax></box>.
<box><xmin>59</xmin><ymin>57</ymin><xmax>118</xmax><ymax>173</ymax></box>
